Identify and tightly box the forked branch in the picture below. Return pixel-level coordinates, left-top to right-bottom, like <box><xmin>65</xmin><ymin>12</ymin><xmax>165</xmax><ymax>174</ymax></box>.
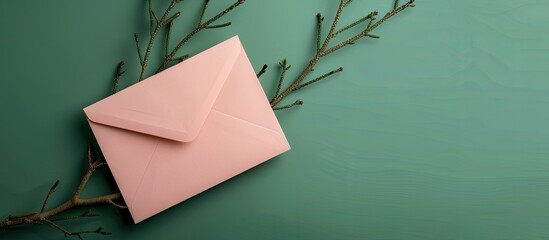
<box><xmin>269</xmin><ymin>0</ymin><xmax>416</xmax><ymax>109</ymax></box>
<box><xmin>0</xmin><ymin>144</ymin><xmax>126</xmax><ymax>238</ymax></box>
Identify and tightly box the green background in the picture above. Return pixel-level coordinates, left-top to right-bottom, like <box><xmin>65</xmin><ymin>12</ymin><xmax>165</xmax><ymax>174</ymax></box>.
<box><xmin>1</xmin><ymin>0</ymin><xmax>549</xmax><ymax>239</ymax></box>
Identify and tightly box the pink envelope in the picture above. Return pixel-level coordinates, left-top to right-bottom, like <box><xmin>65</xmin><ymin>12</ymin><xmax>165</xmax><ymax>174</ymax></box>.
<box><xmin>83</xmin><ymin>36</ymin><xmax>290</xmax><ymax>223</ymax></box>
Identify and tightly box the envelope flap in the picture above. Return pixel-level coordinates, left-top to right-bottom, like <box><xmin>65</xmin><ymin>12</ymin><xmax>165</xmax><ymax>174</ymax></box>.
<box><xmin>84</xmin><ymin>36</ymin><xmax>242</xmax><ymax>142</ymax></box>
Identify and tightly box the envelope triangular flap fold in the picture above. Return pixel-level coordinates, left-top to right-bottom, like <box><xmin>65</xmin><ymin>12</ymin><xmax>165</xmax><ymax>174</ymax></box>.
<box><xmin>84</xmin><ymin>36</ymin><xmax>242</xmax><ymax>142</ymax></box>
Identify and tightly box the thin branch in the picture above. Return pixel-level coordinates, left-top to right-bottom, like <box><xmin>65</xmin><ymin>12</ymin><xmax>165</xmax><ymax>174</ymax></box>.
<box><xmin>333</xmin><ymin>11</ymin><xmax>377</xmax><ymax>37</ymax></box>
<box><xmin>76</xmin><ymin>153</ymin><xmax>104</xmax><ymax>198</ymax></box>
<box><xmin>107</xmin><ymin>200</ymin><xmax>128</xmax><ymax>209</ymax></box>
<box><xmin>164</xmin><ymin>11</ymin><xmax>181</xmax><ymax>25</ymax></box>
<box><xmin>7</xmin><ymin>212</ymin><xmax>37</xmax><ymax>220</ymax></box>
<box><xmin>40</xmin><ymin>180</ymin><xmax>60</xmax><ymax>213</ymax></box>
<box><xmin>205</xmin><ymin>22</ymin><xmax>232</xmax><ymax>29</ymax></box>
<box><xmin>197</xmin><ymin>0</ymin><xmax>210</xmax><ymax>27</ymax></box>
<box><xmin>298</xmin><ymin>67</ymin><xmax>343</xmax><ymax>90</ymax></box>
<box><xmin>271</xmin><ymin>59</ymin><xmax>290</xmax><ymax>103</ymax></box>
<box><xmin>151</xmin><ymin>11</ymin><xmax>159</xmax><ymax>25</ymax></box>
<box><xmin>0</xmin><ymin>144</ymin><xmax>123</xmax><ymax>229</ymax></box>
<box><xmin>173</xmin><ymin>54</ymin><xmax>190</xmax><ymax>63</ymax></box>
<box><xmin>343</xmin><ymin>0</ymin><xmax>353</xmax><ymax>8</ymax></box>
<box><xmin>157</xmin><ymin>0</ymin><xmax>246</xmax><ymax>73</ymax></box>
<box><xmin>138</xmin><ymin>0</ymin><xmax>179</xmax><ymax>81</ymax></box>
<box><xmin>41</xmin><ymin>218</ymin><xmax>71</xmax><ymax>237</ymax></box>
<box><xmin>165</xmin><ymin>22</ymin><xmax>173</xmax><ymax>58</ymax></box>
<box><xmin>49</xmin><ymin>210</ymin><xmax>99</xmax><ymax>222</ymax></box>
<box><xmin>256</xmin><ymin>64</ymin><xmax>268</xmax><ymax>78</ymax></box>
<box><xmin>42</xmin><ymin>218</ymin><xmax>111</xmax><ymax>240</ymax></box>
<box><xmin>320</xmin><ymin>0</ymin><xmax>346</xmax><ymax>51</ymax></box>
<box><xmin>316</xmin><ymin>13</ymin><xmax>323</xmax><ymax>52</ymax></box>
<box><xmin>86</xmin><ymin>142</ymin><xmax>94</xmax><ymax>167</ymax></box>
<box><xmin>273</xmin><ymin>100</ymin><xmax>303</xmax><ymax>111</ymax></box>
<box><xmin>112</xmin><ymin>61</ymin><xmax>125</xmax><ymax>94</ymax></box>
<box><xmin>134</xmin><ymin>33</ymin><xmax>143</xmax><ymax>66</ymax></box>
<box><xmin>148</xmin><ymin>0</ymin><xmax>160</xmax><ymax>35</ymax></box>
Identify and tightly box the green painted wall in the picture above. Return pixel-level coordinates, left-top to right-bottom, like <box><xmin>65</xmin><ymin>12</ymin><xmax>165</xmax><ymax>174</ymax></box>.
<box><xmin>1</xmin><ymin>0</ymin><xmax>549</xmax><ymax>239</ymax></box>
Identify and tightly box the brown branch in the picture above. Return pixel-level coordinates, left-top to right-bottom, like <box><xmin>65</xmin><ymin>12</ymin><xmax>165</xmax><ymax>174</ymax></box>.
<box><xmin>316</xmin><ymin>13</ymin><xmax>324</xmax><ymax>52</ymax></box>
<box><xmin>270</xmin><ymin>59</ymin><xmax>291</xmax><ymax>103</ymax></box>
<box><xmin>40</xmin><ymin>180</ymin><xmax>59</xmax><ymax>213</ymax></box>
<box><xmin>165</xmin><ymin>22</ymin><xmax>173</xmax><ymax>58</ymax></box>
<box><xmin>256</xmin><ymin>64</ymin><xmax>268</xmax><ymax>78</ymax></box>
<box><xmin>0</xmin><ymin>144</ymin><xmax>125</xmax><ymax>232</ymax></box>
<box><xmin>156</xmin><ymin>0</ymin><xmax>246</xmax><ymax>73</ymax></box>
<box><xmin>273</xmin><ymin>100</ymin><xmax>303</xmax><ymax>111</ymax></box>
<box><xmin>298</xmin><ymin>67</ymin><xmax>343</xmax><ymax>90</ymax></box>
<box><xmin>112</xmin><ymin>61</ymin><xmax>125</xmax><ymax>94</ymax></box>
<box><xmin>42</xmin><ymin>218</ymin><xmax>111</xmax><ymax>240</ymax></box>
<box><xmin>320</xmin><ymin>0</ymin><xmax>414</xmax><ymax>58</ymax></box>
<box><xmin>269</xmin><ymin>0</ymin><xmax>415</xmax><ymax>107</ymax></box>
<box><xmin>197</xmin><ymin>0</ymin><xmax>211</xmax><ymax>27</ymax></box>
<box><xmin>138</xmin><ymin>0</ymin><xmax>180</xmax><ymax>81</ymax></box>
<box><xmin>49</xmin><ymin>210</ymin><xmax>99</xmax><ymax>222</ymax></box>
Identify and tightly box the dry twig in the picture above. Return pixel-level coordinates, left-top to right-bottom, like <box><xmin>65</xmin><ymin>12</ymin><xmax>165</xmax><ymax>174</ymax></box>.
<box><xmin>0</xmin><ymin>144</ymin><xmax>126</xmax><ymax>239</ymax></box>
<box><xmin>268</xmin><ymin>0</ymin><xmax>416</xmax><ymax>110</ymax></box>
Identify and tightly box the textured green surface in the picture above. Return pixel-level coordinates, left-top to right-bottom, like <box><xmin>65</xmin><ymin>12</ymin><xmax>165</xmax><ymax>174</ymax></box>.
<box><xmin>1</xmin><ymin>0</ymin><xmax>549</xmax><ymax>239</ymax></box>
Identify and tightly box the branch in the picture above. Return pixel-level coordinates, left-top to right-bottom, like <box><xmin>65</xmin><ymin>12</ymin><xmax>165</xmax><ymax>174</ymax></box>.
<box><xmin>173</xmin><ymin>54</ymin><xmax>190</xmax><ymax>63</ymax></box>
<box><xmin>40</xmin><ymin>180</ymin><xmax>60</xmax><ymax>213</ymax></box>
<box><xmin>134</xmin><ymin>33</ymin><xmax>143</xmax><ymax>65</ymax></box>
<box><xmin>298</xmin><ymin>67</ymin><xmax>343</xmax><ymax>90</ymax></box>
<box><xmin>269</xmin><ymin>0</ymin><xmax>415</xmax><ymax>107</ymax></box>
<box><xmin>42</xmin><ymin>218</ymin><xmax>111</xmax><ymax>240</ymax></box>
<box><xmin>165</xmin><ymin>22</ymin><xmax>173</xmax><ymax>58</ymax></box>
<box><xmin>0</xmin><ymin>144</ymin><xmax>124</xmax><ymax>231</ymax></box>
<box><xmin>157</xmin><ymin>0</ymin><xmax>246</xmax><ymax>73</ymax></box>
<box><xmin>273</xmin><ymin>100</ymin><xmax>303</xmax><ymax>111</ymax></box>
<box><xmin>320</xmin><ymin>0</ymin><xmax>415</xmax><ymax>58</ymax></box>
<box><xmin>205</xmin><ymin>22</ymin><xmax>232</xmax><ymax>29</ymax></box>
<box><xmin>320</xmin><ymin>0</ymin><xmax>345</xmax><ymax>51</ymax></box>
<box><xmin>316</xmin><ymin>13</ymin><xmax>323</xmax><ymax>52</ymax></box>
<box><xmin>112</xmin><ymin>61</ymin><xmax>125</xmax><ymax>94</ymax></box>
<box><xmin>164</xmin><ymin>11</ymin><xmax>181</xmax><ymax>25</ymax></box>
<box><xmin>333</xmin><ymin>11</ymin><xmax>377</xmax><ymax>37</ymax></box>
<box><xmin>138</xmin><ymin>0</ymin><xmax>179</xmax><ymax>81</ymax></box>
<box><xmin>270</xmin><ymin>59</ymin><xmax>290</xmax><ymax>103</ymax></box>
<box><xmin>49</xmin><ymin>210</ymin><xmax>99</xmax><ymax>222</ymax></box>
<box><xmin>197</xmin><ymin>0</ymin><xmax>210</xmax><ymax>27</ymax></box>
<box><xmin>256</xmin><ymin>64</ymin><xmax>268</xmax><ymax>78</ymax></box>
